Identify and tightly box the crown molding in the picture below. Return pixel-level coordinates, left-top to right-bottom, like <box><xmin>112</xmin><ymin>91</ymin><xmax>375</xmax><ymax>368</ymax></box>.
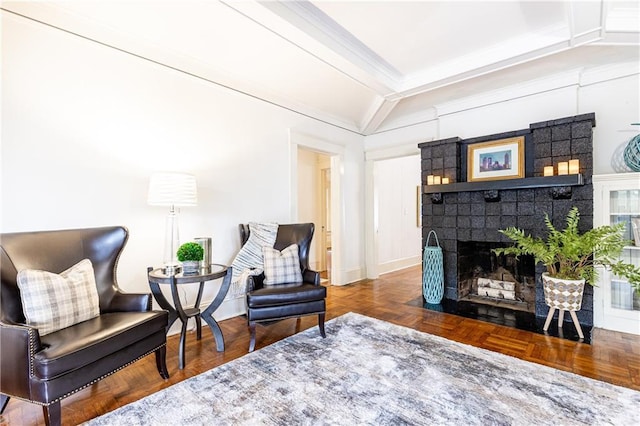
<box><xmin>364</xmin><ymin>142</ymin><xmax>420</xmax><ymax>161</ymax></box>
<box><xmin>580</xmin><ymin>61</ymin><xmax>640</xmax><ymax>86</ymax></box>
<box><xmin>373</xmin><ymin>108</ymin><xmax>438</xmax><ymax>134</ymax></box>
<box><xmin>435</xmin><ymin>69</ymin><xmax>583</xmax><ymax>116</ymax></box>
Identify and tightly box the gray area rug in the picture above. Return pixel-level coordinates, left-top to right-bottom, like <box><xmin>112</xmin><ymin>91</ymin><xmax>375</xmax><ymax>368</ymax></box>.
<box><xmin>86</xmin><ymin>312</ymin><xmax>640</xmax><ymax>425</ymax></box>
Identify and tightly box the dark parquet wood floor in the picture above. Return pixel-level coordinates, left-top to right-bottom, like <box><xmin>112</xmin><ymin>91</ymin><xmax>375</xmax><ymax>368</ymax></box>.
<box><xmin>2</xmin><ymin>265</ymin><xmax>639</xmax><ymax>425</ymax></box>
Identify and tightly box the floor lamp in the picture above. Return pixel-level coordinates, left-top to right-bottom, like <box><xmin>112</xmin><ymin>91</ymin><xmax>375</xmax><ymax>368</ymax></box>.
<box><xmin>148</xmin><ymin>172</ymin><xmax>198</xmax><ymax>274</ymax></box>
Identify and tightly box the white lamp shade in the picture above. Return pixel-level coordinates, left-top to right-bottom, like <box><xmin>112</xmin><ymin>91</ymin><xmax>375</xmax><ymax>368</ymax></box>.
<box><xmin>148</xmin><ymin>172</ymin><xmax>198</xmax><ymax>207</ymax></box>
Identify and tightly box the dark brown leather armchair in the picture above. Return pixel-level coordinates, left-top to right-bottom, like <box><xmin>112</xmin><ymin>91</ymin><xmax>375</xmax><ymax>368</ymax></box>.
<box><xmin>241</xmin><ymin>223</ymin><xmax>326</xmax><ymax>352</ymax></box>
<box><xmin>0</xmin><ymin>226</ymin><xmax>169</xmax><ymax>426</ymax></box>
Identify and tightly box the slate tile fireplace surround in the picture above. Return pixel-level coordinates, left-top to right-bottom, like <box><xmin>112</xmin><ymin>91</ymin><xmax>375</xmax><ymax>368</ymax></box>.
<box><xmin>419</xmin><ymin>113</ymin><xmax>595</xmax><ymax>339</ymax></box>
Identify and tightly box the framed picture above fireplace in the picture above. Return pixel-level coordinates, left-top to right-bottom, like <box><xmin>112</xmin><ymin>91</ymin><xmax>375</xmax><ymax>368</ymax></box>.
<box><xmin>467</xmin><ymin>136</ymin><xmax>525</xmax><ymax>182</ymax></box>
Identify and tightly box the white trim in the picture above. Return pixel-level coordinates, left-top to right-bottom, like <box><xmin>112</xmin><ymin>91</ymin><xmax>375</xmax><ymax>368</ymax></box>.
<box><xmin>289</xmin><ymin>129</ymin><xmax>345</xmax><ymax>285</ymax></box>
<box><xmin>360</xmin><ymin>97</ymin><xmax>400</xmax><ymax>136</ymax></box>
<box><xmin>341</xmin><ymin>267</ymin><xmax>366</xmax><ymax>286</ymax></box>
<box><xmin>580</xmin><ymin>62</ymin><xmax>640</xmax><ymax>87</ymax></box>
<box><xmin>435</xmin><ymin>69</ymin><xmax>582</xmax><ymax>116</ymax></box>
<box><xmin>377</xmin><ymin>256</ymin><xmax>421</xmax><ymax>276</ymax></box>
<box><xmin>365</xmin><ymin>142</ymin><xmax>420</xmax><ymax>161</ymax></box>
<box><xmin>256</xmin><ymin>0</ymin><xmax>402</xmax><ymax>87</ymax></box>
<box><xmin>364</xmin><ymin>159</ymin><xmax>378</xmax><ymax>279</ymax></box>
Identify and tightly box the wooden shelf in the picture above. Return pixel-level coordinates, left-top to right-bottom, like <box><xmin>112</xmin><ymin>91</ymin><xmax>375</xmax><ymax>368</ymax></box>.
<box><xmin>423</xmin><ymin>174</ymin><xmax>584</xmax><ymax>194</ymax></box>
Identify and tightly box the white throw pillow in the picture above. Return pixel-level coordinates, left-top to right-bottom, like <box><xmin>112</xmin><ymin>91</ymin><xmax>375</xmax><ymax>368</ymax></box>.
<box><xmin>263</xmin><ymin>244</ymin><xmax>303</xmax><ymax>286</ymax></box>
<box><xmin>17</xmin><ymin>259</ymin><xmax>100</xmax><ymax>336</ymax></box>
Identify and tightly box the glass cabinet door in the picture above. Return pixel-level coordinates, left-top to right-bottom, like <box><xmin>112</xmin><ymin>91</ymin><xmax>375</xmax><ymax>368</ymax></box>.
<box><xmin>593</xmin><ymin>174</ymin><xmax>640</xmax><ymax>335</ymax></box>
<box><xmin>609</xmin><ymin>189</ymin><xmax>640</xmax><ymax>310</ymax></box>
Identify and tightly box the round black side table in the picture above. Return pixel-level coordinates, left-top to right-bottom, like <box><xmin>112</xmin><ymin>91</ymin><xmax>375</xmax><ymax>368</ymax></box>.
<box><xmin>147</xmin><ymin>264</ymin><xmax>232</xmax><ymax>369</ymax></box>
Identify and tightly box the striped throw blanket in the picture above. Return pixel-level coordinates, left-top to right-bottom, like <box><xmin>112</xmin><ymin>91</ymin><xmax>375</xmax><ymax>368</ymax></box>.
<box><xmin>227</xmin><ymin>222</ymin><xmax>278</xmax><ymax>299</ymax></box>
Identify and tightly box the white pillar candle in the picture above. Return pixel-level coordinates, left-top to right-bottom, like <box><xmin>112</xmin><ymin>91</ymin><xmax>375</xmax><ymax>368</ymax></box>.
<box><xmin>569</xmin><ymin>159</ymin><xmax>580</xmax><ymax>174</ymax></box>
<box><xmin>557</xmin><ymin>162</ymin><xmax>569</xmax><ymax>175</ymax></box>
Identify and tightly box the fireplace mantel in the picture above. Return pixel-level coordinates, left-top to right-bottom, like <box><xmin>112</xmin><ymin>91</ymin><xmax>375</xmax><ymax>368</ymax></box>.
<box><xmin>423</xmin><ymin>174</ymin><xmax>584</xmax><ymax>194</ymax></box>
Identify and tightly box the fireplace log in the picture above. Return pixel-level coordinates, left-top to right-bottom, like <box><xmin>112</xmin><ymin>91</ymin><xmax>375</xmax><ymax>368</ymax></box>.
<box><xmin>477</xmin><ymin>278</ymin><xmax>515</xmax><ymax>291</ymax></box>
<box><xmin>479</xmin><ymin>287</ymin><xmax>516</xmax><ymax>300</ymax></box>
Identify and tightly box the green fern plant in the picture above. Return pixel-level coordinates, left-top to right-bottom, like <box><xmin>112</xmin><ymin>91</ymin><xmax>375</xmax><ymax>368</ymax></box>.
<box><xmin>494</xmin><ymin>207</ymin><xmax>640</xmax><ymax>293</ymax></box>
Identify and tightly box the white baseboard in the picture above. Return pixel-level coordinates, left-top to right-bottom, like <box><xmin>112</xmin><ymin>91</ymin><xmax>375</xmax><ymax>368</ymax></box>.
<box><xmin>333</xmin><ymin>267</ymin><xmax>365</xmax><ymax>286</ymax></box>
<box><xmin>378</xmin><ymin>256</ymin><xmax>421</xmax><ymax>276</ymax></box>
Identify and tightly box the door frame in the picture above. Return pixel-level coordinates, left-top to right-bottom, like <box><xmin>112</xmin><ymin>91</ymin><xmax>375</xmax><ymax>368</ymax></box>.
<box><xmin>289</xmin><ymin>129</ymin><xmax>345</xmax><ymax>285</ymax></box>
<box><xmin>319</xmin><ymin>164</ymin><xmax>331</xmax><ymax>273</ymax></box>
<box><xmin>365</xmin><ymin>143</ymin><xmax>421</xmax><ymax>279</ymax></box>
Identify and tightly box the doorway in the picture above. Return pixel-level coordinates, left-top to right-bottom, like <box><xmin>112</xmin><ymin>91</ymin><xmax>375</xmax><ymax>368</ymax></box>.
<box><xmin>320</xmin><ymin>163</ymin><xmax>332</xmax><ymax>281</ymax></box>
<box><xmin>365</xmin><ymin>150</ymin><xmax>422</xmax><ymax>279</ymax></box>
<box><xmin>289</xmin><ymin>131</ymin><xmax>343</xmax><ymax>285</ymax></box>
<box><xmin>296</xmin><ymin>148</ymin><xmax>332</xmax><ymax>282</ymax></box>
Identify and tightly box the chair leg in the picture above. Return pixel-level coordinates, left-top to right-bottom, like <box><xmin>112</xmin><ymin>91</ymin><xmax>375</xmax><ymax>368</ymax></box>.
<box><xmin>0</xmin><ymin>394</ymin><xmax>10</xmax><ymax>414</ymax></box>
<box><xmin>318</xmin><ymin>313</ymin><xmax>326</xmax><ymax>338</ymax></box>
<box><xmin>43</xmin><ymin>401</ymin><xmax>61</xmax><ymax>426</ymax></box>
<box><xmin>248</xmin><ymin>322</ymin><xmax>257</xmax><ymax>352</ymax></box>
<box><xmin>155</xmin><ymin>346</ymin><xmax>170</xmax><ymax>379</ymax></box>
<box><xmin>196</xmin><ymin>315</ymin><xmax>202</xmax><ymax>341</ymax></box>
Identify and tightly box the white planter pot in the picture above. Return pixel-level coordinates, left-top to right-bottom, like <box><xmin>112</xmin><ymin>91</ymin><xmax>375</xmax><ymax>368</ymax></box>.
<box><xmin>542</xmin><ymin>273</ymin><xmax>586</xmax><ymax>312</ymax></box>
<box><xmin>182</xmin><ymin>261</ymin><xmax>200</xmax><ymax>275</ymax></box>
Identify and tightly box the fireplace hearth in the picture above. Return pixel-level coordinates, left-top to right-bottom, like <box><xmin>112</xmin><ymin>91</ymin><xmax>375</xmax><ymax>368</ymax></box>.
<box><xmin>419</xmin><ymin>113</ymin><xmax>595</xmax><ymax>341</ymax></box>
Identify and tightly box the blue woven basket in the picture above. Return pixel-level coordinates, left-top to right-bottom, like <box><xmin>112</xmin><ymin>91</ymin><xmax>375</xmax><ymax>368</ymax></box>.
<box><xmin>422</xmin><ymin>230</ymin><xmax>444</xmax><ymax>304</ymax></box>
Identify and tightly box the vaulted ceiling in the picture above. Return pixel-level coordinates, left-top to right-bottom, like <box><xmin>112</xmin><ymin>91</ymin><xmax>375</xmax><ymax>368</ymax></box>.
<box><xmin>3</xmin><ymin>1</ymin><xmax>639</xmax><ymax>135</ymax></box>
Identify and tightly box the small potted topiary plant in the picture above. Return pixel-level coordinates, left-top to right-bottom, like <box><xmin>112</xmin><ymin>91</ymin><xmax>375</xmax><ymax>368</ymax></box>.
<box><xmin>176</xmin><ymin>242</ymin><xmax>204</xmax><ymax>275</ymax></box>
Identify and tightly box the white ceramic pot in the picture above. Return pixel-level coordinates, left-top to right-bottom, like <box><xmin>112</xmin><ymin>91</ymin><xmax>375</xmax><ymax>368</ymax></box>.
<box><xmin>541</xmin><ymin>272</ymin><xmax>585</xmax><ymax>311</ymax></box>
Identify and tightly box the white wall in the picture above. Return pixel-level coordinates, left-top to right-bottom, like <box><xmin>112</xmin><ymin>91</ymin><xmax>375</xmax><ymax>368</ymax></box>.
<box><xmin>580</xmin><ymin>69</ymin><xmax>640</xmax><ymax>174</ymax></box>
<box><xmin>375</xmin><ymin>155</ymin><xmax>421</xmax><ymax>274</ymax></box>
<box><xmin>1</xmin><ymin>11</ymin><xmax>365</xmax><ymax>323</ymax></box>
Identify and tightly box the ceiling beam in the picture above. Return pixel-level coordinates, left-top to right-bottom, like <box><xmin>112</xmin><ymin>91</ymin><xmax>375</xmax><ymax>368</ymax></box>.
<box><xmin>360</xmin><ymin>97</ymin><xmax>400</xmax><ymax>136</ymax></box>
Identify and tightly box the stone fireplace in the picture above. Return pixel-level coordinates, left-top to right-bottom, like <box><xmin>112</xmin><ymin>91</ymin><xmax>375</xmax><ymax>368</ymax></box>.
<box><xmin>419</xmin><ymin>113</ymin><xmax>595</xmax><ymax>332</ymax></box>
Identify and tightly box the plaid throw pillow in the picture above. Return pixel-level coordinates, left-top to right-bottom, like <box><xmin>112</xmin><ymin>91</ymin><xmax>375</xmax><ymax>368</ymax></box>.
<box><xmin>263</xmin><ymin>244</ymin><xmax>303</xmax><ymax>286</ymax></box>
<box><xmin>17</xmin><ymin>259</ymin><xmax>100</xmax><ymax>336</ymax></box>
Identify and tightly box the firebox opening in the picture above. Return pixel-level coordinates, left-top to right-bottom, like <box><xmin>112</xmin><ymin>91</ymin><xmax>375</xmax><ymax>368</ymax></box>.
<box><xmin>457</xmin><ymin>241</ymin><xmax>536</xmax><ymax>313</ymax></box>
